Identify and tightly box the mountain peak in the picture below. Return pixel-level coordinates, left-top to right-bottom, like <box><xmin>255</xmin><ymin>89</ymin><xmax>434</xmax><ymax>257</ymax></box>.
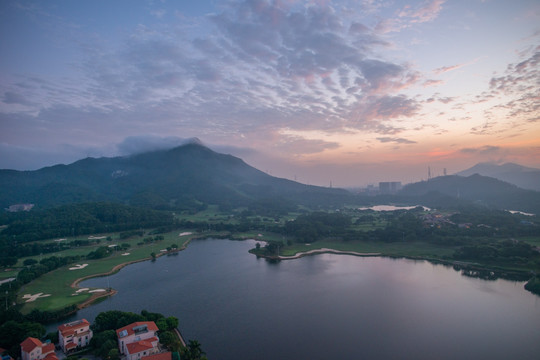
<box><xmin>456</xmin><ymin>162</ymin><xmax>540</xmax><ymax>191</ymax></box>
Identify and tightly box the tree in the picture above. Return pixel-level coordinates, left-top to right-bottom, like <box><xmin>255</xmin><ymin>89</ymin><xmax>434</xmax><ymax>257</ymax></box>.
<box><xmin>181</xmin><ymin>340</ymin><xmax>207</xmax><ymax>360</ymax></box>
<box><xmin>159</xmin><ymin>331</ymin><xmax>181</xmax><ymax>351</ymax></box>
<box><xmin>0</xmin><ymin>320</ymin><xmax>45</xmax><ymax>357</ymax></box>
<box><xmin>165</xmin><ymin>316</ymin><xmax>179</xmax><ymax>330</ymax></box>
<box><xmin>23</xmin><ymin>258</ymin><xmax>38</xmax><ymax>266</ymax></box>
<box><xmin>90</xmin><ymin>330</ymin><xmax>117</xmax><ymax>348</ymax></box>
<box><xmin>0</xmin><ymin>256</ymin><xmax>17</xmax><ymax>267</ymax></box>
<box><xmin>92</xmin><ymin>310</ymin><xmax>145</xmax><ymax>332</ymax></box>
<box><xmin>107</xmin><ymin>348</ymin><xmax>120</xmax><ymax>360</ymax></box>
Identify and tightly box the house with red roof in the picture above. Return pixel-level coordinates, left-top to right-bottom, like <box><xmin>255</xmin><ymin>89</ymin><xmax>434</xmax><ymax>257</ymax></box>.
<box><xmin>142</xmin><ymin>352</ymin><xmax>172</xmax><ymax>360</ymax></box>
<box><xmin>58</xmin><ymin>319</ymin><xmax>93</xmax><ymax>354</ymax></box>
<box><xmin>116</xmin><ymin>321</ymin><xmax>160</xmax><ymax>360</ymax></box>
<box><xmin>20</xmin><ymin>338</ymin><xmax>57</xmax><ymax>360</ymax></box>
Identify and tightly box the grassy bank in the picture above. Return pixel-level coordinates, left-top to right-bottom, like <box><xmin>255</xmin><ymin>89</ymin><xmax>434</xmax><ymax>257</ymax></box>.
<box><xmin>17</xmin><ymin>229</ymin><xmax>205</xmax><ymax>314</ymax></box>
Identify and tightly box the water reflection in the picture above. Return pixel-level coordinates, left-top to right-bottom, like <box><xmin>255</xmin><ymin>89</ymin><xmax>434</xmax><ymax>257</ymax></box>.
<box><xmin>53</xmin><ymin>238</ymin><xmax>540</xmax><ymax>360</ymax></box>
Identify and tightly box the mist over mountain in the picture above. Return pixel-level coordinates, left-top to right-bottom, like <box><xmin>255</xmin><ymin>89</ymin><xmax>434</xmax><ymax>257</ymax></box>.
<box><xmin>456</xmin><ymin>162</ymin><xmax>540</xmax><ymax>192</ymax></box>
<box><xmin>0</xmin><ymin>143</ymin><xmax>349</xmax><ymax>210</ymax></box>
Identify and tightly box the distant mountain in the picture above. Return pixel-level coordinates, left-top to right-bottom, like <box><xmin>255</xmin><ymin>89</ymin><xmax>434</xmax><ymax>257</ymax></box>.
<box><xmin>457</xmin><ymin>162</ymin><xmax>540</xmax><ymax>191</ymax></box>
<box><xmin>399</xmin><ymin>174</ymin><xmax>540</xmax><ymax>214</ymax></box>
<box><xmin>0</xmin><ymin>143</ymin><xmax>349</xmax><ymax>210</ymax></box>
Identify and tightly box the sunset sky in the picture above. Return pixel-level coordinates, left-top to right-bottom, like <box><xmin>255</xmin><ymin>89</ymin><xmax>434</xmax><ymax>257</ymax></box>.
<box><xmin>1</xmin><ymin>0</ymin><xmax>539</xmax><ymax>187</ymax></box>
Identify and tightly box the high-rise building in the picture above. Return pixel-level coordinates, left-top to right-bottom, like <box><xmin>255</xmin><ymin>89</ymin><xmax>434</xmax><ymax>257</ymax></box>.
<box><xmin>379</xmin><ymin>182</ymin><xmax>402</xmax><ymax>194</ymax></box>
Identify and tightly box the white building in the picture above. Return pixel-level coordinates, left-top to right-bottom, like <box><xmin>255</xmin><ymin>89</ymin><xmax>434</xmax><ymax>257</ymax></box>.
<box><xmin>20</xmin><ymin>338</ymin><xmax>57</xmax><ymax>360</ymax></box>
<box><xmin>116</xmin><ymin>321</ymin><xmax>160</xmax><ymax>360</ymax></box>
<box><xmin>58</xmin><ymin>319</ymin><xmax>93</xmax><ymax>354</ymax></box>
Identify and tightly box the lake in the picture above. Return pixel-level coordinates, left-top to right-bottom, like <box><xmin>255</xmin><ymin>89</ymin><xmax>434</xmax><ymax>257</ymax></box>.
<box><xmin>57</xmin><ymin>238</ymin><xmax>540</xmax><ymax>359</ymax></box>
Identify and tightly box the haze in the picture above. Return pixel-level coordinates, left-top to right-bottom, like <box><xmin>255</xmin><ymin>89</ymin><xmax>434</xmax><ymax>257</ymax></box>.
<box><xmin>1</xmin><ymin>0</ymin><xmax>539</xmax><ymax>187</ymax></box>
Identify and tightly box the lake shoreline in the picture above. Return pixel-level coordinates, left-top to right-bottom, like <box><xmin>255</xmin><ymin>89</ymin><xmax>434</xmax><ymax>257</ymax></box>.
<box><xmin>66</xmin><ymin>237</ymin><xmax>195</xmax><ymax>313</ymax></box>
<box><xmin>27</xmin><ymin>235</ymin><xmax>539</xmax><ymax>320</ymax></box>
<box><xmin>249</xmin><ymin>243</ymin><xmax>538</xmax><ymax>296</ymax></box>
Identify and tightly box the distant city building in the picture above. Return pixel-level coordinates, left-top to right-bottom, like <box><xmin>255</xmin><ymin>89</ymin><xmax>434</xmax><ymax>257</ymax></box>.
<box><xmin>58</xmin><ymin>319</ymin><xmax>93</xmax><ymax>354</ymax></box>
<box><xmin>378</xmin><ymin>182</ymin><xmax>402</xmax><ymax>194</ymax></box>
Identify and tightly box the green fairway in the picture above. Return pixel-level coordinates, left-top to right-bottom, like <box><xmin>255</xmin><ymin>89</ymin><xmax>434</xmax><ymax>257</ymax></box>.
<box><xmin>17</xmin><ymin>229</ymin><xmax>200</xmax><ymax>314</ymax></box>
<box><xmin>278</xmin><ymin>240</ymin><xmax>458</xmax><ymax>259</ymax></box>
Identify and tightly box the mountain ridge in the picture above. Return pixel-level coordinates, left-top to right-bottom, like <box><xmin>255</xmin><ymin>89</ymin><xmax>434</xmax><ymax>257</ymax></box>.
<box><xmin>0</xmin><ymin>143</ymin><xmax>349</xmax><ymax>210</ymax></box>
<box><xmin>456</xmin><ymin>162</ymin><xmax>540</xmax><ymax>191</ymax></box>
<box><xmin>399</xmin><ymin>173</ymin><xmax>540</xmax><ymax>214</ymax></box>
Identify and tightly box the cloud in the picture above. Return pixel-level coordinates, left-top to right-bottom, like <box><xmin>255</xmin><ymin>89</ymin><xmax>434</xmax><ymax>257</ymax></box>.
<box><xmin>376</xmin><ymin>137</ymin><xmax>417</xmax><ymax>144</ymax></box>
<box><xmin>399</xmin><ymin>0</ymin><xmax>446</xmax><ymax>24</ymax></box>
<box><xmin>485</xmin><ymin>47</ymin><xmax>539</xmax><ymax>122</ymax></box>
<box><xmin>2</xmin><ymin>91</ymin><xmax>35</xmax><ymax>106</ymax></box>
<box><xmin>460</xmin><ymin>145</ymin><xmax>501</xmax><ymax>154</ymax></box>
<box><xmin>425</xmin><ymin>94</ymin><xmax>455</xmax><ymax>104</ymax></box>
<box><xmin>376</xmin><ymin>0</ymin><xmax>446</xmax><ymax>33</ymax></box>
<box><xmin>273</xmin><ymin>135</ymin><xmax>340</xmax><ymax>155</ymax></box>
<box><xmin>116</xmin><ymin>135</ymin><xmax>201</xmax><ymax>155</ymax></box>
<box><xmin>354</xmin><ymin>95</ymin><xmax>420</xmax><ymax>123</ymax></box>
<box><xmin>433</xmin><ymin>63</ymin><xmax>465</xmax><ymax>74</ymax></box>
<box><xmin>423</xmin><ymin>79</ymin><xmax>443</xmax><ymax>87</ymax></box>
<box><xmin>0</xmin><ymin>0</ymin><xmax>427</xmax><ymax>168</ymax></box>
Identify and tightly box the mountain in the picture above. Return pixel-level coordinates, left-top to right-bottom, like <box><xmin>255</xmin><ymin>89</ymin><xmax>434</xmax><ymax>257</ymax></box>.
<box><xmin>399</xmin><ymin>174</ymin><xmax>540</xmax><ymax>214</ymax></box>
<box><xmin>456</xmin><ymin>162</ymin><xmax>540</xmax><ymax>191</ymax></box>
<box><xmin>0</xmin><ymin>143</ymin><xmax>349</xmax><ymax>210</ymax></box>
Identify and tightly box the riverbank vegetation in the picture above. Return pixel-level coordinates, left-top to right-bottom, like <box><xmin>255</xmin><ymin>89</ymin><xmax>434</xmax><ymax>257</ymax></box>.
<box><xmin>1</xmin><ymin>200</ymin><xmax>539</xmax><ymax>325</ymax></box>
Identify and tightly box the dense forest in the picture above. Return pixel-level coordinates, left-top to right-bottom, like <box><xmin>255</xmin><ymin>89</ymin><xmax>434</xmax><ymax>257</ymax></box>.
<box><xmin>0</xmin><ymin>202</ymin><xmax>175</xmax><ymax>262</ymax></box>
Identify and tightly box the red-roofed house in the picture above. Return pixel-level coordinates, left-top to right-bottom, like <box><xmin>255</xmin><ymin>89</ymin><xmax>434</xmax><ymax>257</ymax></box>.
<box><xmin>116</xmin><ymin>322</ymin><xmax>160</xmax><ymax>360</ymax></box>
<box><xmin>142</xmin><ymin>351</ymin><xmax>172</xmax><ymax>360</ymax></box>
<box><xmin>58</xmin><ymin>319</ymin><xmax>93</xmax><ymax>354</ymax></box>
<box><xmin>124</xmin><ymin>337</ymin><xmax>159</xmax><ymax>360</ymax></box>
<box><xmin>20</xmin><ymin>338</ymin><xmax>57</xmax><ymax>360</ymax></box>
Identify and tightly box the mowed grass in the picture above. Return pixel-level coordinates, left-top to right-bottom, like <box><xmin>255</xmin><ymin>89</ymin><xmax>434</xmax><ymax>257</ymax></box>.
<box><xmin>521</xmin><ymin>236</ymin><xmax>540</xmax><ymax>247</ymax></box>
<box><xmin>18</xmin><ymin>229</ymin><xmax>200</xmax><ymax>314</ymax></box>
<box><xmin>279</xmin><ymin>240</ymin><xmax>458</xmax><ymax>259</ymax></box>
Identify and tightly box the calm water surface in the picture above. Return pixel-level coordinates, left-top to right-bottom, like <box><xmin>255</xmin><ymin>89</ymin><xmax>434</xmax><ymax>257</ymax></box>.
<box><xmin>60</xmin><ymin>239</ymin><xmax>540</xmax><ymax>359</ymax></box>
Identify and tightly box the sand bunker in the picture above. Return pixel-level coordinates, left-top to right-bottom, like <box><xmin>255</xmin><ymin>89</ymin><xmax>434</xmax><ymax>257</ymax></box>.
<box><xmin>179</xmin><ymin>232</ymin><xmax>192</xmax><ymax>236</ymax></box>
<box><xmin>121</xmin><ymin>252</ymin><xmax>130</xmax><ymax>256</ymax></box>
<box><xmin>54</xmin><ymin>238</ymin><xmax>67</xmax><ymax>242</ymax></box>
<box><xmin>108</xmin><ymin>244</ymin><xmax>118</xmax><ymax>248</ymax></box>
<box><xmin>72</xmin><ymin>287</ymin><xmax>106</xmax><ymax>296</ymax></box>
<box><xmin>69</xmin><ymin>264</ymin><xmax>89</xmax><ymax>270</ymax></box>
<box><xmin>23</xmin><ymin>293</ymin><xmax>51</xmax><ymax>302</ymax></box>
<box><xmin>89</xmin><ymin>235</ymin><xmax>107</xmax><ymax>240</ymax></box>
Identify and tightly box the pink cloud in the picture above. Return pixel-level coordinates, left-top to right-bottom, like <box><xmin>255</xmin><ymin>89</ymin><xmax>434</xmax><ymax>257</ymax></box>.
<box><xmin>433</xmin><ymin>63</ymin><xmax>465</xmax><ymax>74</ymax></box>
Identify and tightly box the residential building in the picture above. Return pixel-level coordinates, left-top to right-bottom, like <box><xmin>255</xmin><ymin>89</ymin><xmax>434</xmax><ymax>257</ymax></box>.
<box><xmin>142</xmin><ymin>352</ymin><xmax>172</xmax><ymax>360</ymax></box>
<box><xmin>58</xmin><ymin>319</ymin><xmax>93</xmax><ymax>354</ymax></box>
<box><xmin>124</xmin><ymin>338</ymin><xmax>160</xmax><ymax>360</ymax></box>
<box><xmin>20</xmin><ymin>338</ymin><xmax>57</xmax><ymax>360</ymax></box>
<box><xmin>116</xmin><ymin>321</ymin><xmax>160</xmax><ymax>360</ymax></box>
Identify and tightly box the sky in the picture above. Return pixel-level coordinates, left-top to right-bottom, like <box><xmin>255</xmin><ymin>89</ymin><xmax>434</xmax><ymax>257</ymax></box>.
<box><xmin>1</xmin><ymin>0</ymin><xmax>539</xmax><ymax>187</ymax></box>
